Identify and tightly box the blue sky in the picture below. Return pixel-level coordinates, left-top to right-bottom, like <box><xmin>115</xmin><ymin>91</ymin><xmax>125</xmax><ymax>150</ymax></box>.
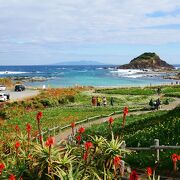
<box><xmin>0</xmin><ymin>0</ymin><xmax>180</xmax><ymax>65</ymax></box>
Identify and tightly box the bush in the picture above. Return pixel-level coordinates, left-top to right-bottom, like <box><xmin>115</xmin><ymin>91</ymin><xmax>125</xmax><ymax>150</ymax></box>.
<box><xmin>40</xmin><ymin>99</ymin><xmax>52</xmax><ymax>107</ymax></box>
<box><xmin>58</xmin><ymin>97</ymin><xmax>67</xmax><ymax>104</ymax></box>
<box><xmin>66</xmin><ymin>95</ymin><xmax>75</xmax><ymax>103</ymax></box>
<box><xmin>0</xmin><ymin>110</ymin><xmax>7</xmax><ymax>119</ymax></box>
<box><xmin>163</xmin><ymin>99</ymin><xmax>169</xmax><ymax>105</ymax></box>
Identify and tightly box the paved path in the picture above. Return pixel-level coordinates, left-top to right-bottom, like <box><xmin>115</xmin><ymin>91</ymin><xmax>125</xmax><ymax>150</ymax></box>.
<box><xmin>4</xmin><ymin>89</ymin><xmax>39</xmax><ymax>102</ymax></box>
<box><xmin>55</xmin><ymin>98</ymin><xmax>180</xmax><ymax>144</ymax></box>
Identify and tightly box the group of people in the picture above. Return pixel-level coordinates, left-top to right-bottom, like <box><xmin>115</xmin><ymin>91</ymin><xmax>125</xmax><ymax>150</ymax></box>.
<box><xmin>149</xmin><ymin>98</ymin><xmax>161</xmax><ymax>110</ymax></box>
<box><xmin>92</xmin><ymin>96</ymin><xmax>114</xmax><ymax>106</ymax></box>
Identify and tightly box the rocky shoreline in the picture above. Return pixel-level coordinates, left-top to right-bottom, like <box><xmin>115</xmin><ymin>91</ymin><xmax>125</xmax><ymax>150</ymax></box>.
<box><xmin>163</xmin><ymin>72</ymin><xmax>180</xmax><ymax>80</ymax></box>
<box><xmin>10</xmin><ymin>76</ymin><xmax>51</xmax><ymax>82</ymax></box>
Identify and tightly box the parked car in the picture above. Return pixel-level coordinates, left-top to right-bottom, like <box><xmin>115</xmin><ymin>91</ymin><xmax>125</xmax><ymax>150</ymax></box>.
<box><xmin>4</xmin><ymin>93</ymin><xmax>10</xmax><ymax>100</ymax></box>
<box><xmin>15</xmin><ymin>84</ymin><xmax>25</xmax><ymax>92</ymax></box>
<box><xmin>0</xmin><ymin>93</ymin><xmax>9</xmax><ymax>102</ymax></box>
<box><xmin>0</xmin><ymin>85</ymin><xmax>6</xmax><ymax>91</ymax></box>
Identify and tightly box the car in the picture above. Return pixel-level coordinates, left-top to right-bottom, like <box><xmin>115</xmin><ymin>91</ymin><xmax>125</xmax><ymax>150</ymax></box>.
<box><xmin>15</xmin><ymin>84</ymin><xmax>25</xmax><ymax>92</ymax></box>
<box><xmin>3</xmin><ymin>93</ymin><xmax>10</xmax><ymax>100</ymax></box>
<box><xmin>0</xmin><ymin>93</ymin><xmax>8</xmax><ymax>102</ymax></box>
<box><xmin>0</xmin><ymin>85</ymin><xmax>6</xmax><ymax>91</ymax></box>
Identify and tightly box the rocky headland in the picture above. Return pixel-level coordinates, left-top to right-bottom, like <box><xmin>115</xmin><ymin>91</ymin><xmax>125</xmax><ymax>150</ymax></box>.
<box><xmin>119</xmin><ymin>52</ymin><xmax>174</xmax><ymax>70</ymax></box>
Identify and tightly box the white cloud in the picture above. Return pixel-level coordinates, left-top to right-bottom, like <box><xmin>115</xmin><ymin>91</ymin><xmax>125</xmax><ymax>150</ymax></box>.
<box><xmin>0</xmin><ymin>0</ymin><xmax>180</xmax><ymax>44</ymax></box>
<box><xmin>0</xmin><ymin>0</ymin><xmax>180</xmax><ymax>64</ymax></box>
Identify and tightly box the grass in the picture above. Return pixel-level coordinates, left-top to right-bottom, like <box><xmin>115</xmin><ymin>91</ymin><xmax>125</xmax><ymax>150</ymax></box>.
<box><xmin>95</xmin><ymin>85</ymin><xmax>180</xmax><ymax>95</ymax></box>
<box><xmin>0</xmin><ymin>106</ymin><xmax>123</xmax><ymax>139</ymax></box>
<box><xmin>95</xmin><ymin>87</ymin><xmax>157</xmax><ymax>95</ymax></box>
<box><xmin>0</xmin><ymin>78</ymin><xmax>14</xmax><ymax>87</ymax></box>
<box><xmin>85</xmin><ymin>110</ymin><xmax>168</xmax><ymax>139</ymax></box>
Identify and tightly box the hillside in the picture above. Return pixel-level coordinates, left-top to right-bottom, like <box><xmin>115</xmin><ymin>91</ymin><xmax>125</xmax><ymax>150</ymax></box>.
<box><xmin>119</xmin><ymin>52</ymin><xmax>174</xmax><ymax>70</ymax></box>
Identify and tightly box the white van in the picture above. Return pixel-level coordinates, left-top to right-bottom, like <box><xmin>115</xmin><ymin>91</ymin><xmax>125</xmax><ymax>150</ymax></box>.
<box><xmin>0</xmin><ymin>85</ymin><xmax>6</xmax><ymax>91</ymax></box>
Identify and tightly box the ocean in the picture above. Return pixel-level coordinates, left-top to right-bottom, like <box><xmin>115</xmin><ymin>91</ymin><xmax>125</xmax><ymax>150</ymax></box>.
<box><xmin>0</xmin><ymin>65</ymin><xmax>179</xmax><ymax>88</ymax></box>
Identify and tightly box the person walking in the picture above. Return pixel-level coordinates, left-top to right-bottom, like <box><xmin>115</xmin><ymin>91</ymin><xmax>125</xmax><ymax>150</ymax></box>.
<box><xmin>92</xmin><ymin>96</ymin><xmax>96</xmax><ymax>106</ymax></box>
<box><xmin>110</xmin><ymin>97</ymin><xmax>114</xmax><ymax>106</ymax></box>
<box><xmin>97</xmin><ymin>96</ymin><xmax>102</xmax><ymax>106</ymax></box>
<box><xmin>156</xmin><ymin>98</ymin><xmax>161</xmax><ymax>110</ymax></box>
<box><xmin>157</xmin><ymin>87</ymin><xmax>161</xmax><ymax>95</ymax></box>
<box><xmin>102</xmin><ymin>96</ymin><xmax>107</xmax><ymax>107</ymax></box>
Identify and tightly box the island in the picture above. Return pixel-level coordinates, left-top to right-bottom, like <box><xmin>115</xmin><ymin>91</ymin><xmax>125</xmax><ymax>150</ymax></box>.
<box><xmin>119</xmin><ymin>52</ymin><xmax>174</xmax><ymax>70</ymax></box>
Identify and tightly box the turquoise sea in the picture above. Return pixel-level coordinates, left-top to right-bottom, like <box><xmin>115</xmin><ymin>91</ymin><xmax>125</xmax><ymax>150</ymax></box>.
<box><xmin>0</xmin><ymin>65</ymin><xmax>179</xmax><ymax>87</ymax></box>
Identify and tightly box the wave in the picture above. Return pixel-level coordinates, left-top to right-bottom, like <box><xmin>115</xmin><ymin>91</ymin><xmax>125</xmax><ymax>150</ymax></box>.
<box><xmin>35</xmin><ymin>71</ymin><xmax>42</xmax><ymax>74</ymax></box>
<box><xmin>109</xmin><ymin>69</ymin><xmax>153</xmax><ymax>79</ymax></box>
<box><xmin>123</xmin><ymin>74</ymin><xmax>146</xmax><ymax>78</ymax></box>
<box><xmin>0</xmin><ymin>71</ymin><xmax>29</xmax><ymax>75</ymax></box>
<box><xmin>57</xmin><ymin>67</ymin><xmax>67</xmax><ymax>70</ymax></box>
<box><xmin>110</xmin><ymin>69</ymin><xmax>144</xmax><ymax>74</ymax></box>
<box><xmin>77</xmin><ymin>70</ymin><xmax>88</xmax><ymax>72</ymax></box>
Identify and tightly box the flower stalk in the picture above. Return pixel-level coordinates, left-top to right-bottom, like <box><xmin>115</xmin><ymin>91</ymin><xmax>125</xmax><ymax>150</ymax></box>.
<box><xmin>36</xmin><ymin>112</ymin><xmax>43</xmax><ymax>147</ymax></box>
<box><xmin>122</xmin><ymin>107</ymin><xmax>128</xmax><ymax>128</ymax></box>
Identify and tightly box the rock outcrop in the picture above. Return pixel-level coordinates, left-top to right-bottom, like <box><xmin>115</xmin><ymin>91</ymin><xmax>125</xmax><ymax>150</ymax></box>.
<box><xmin>119</xmin><ymin>52</ymin><xmax>174</xmax><ymax>70</ymax></box>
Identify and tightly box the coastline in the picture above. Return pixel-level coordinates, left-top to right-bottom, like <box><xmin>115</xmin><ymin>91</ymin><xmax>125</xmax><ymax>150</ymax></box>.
<box><xmin>0</xmin><ymin>65</ymin><xmax>179</xmax><ymax>88</ymax></box>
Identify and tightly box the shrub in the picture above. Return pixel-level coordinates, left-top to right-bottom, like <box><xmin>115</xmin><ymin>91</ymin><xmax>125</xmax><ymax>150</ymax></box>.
<box><xmin>58</xmin><ymin>97</ymin><xmax>67</xmax><ymax>104</ymax></box>
<box><xmin>66</xmin><ymin>95</ymin><xmax>75</xmax><ymax>103</ymax></box>
<box><xmin>40</xmin><ymin>99</ymin><xmax>52</xmax><ymax>107</ymax></box>
<box><xmin>0</xmin><ymin>110</ymin><xmax>7</xmax><ymax>119</ymax></box>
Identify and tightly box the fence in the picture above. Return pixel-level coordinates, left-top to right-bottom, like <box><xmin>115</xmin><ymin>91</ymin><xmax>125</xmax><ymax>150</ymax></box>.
<box><xmin>122</xmin><ymin>139</ymin><xmax>180</xmax><ymax>162</ymax></box>
<box><xmin>34</xmin><ymin>107</ymin><xmax>144</xmax><ymax>142</ymax></box>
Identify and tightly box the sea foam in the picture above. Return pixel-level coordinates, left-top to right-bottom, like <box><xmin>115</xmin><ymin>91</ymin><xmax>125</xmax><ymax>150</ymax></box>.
<box><xmin>0</xmin><ymin>71</ymin><xmax>29</xmax><ymax>75</ymax></box>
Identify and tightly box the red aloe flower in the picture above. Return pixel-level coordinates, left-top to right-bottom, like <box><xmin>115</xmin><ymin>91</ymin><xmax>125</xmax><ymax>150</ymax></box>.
<box><xmin>123</xmin><ymin>106</ymin><xmax>129</xmax><ymax>115</ymax></box>
<box><xmin>78</xmin><ymin>127</ymin><xmax>85</xmax><ymax>134</ymax></box>
<box><xmin>146</xmin><ymin>167</ymin><xmax>152</xmax><ymax>176</ymax></box>
<box><xmin>71</xmin><ymin>122</ymin><xmax>75</xmax><ymax>128</ymax></box>
<box><xmin>76</xmin><ymin>135</ymin><xmax>81</xmax><ymax>141</ymax></box>
<box><xmin>76</xmin><ymin>135</ymin><xmax>81</xmax><ymax>144</ymax></box>
<box><xmin>36</xmin><ymin>111</ymin><xmax>43</xmax><ymax>122</ymax></box>
<box><xmin>171</xmin><ymin>153</ymin><xmax>179</xmax><ymax>172</ymax></box>
<box><xmin>0</xmin><ymin>163</ymin><xmax>5</xmax><ymax>174</ymax></box>
<box><xmin>15</xmin><ymin>125</ymin><xmax>20</xmax><ymax>132</ymax></box>
<box><xmin>84</xmin><ymin>141</ymin><xmax>93</xmax><ymax>151</ymax></box>
<box><xmin>130</xmin><ymin>170</ymin><xmax>138</xmax><ymax>180</ymax></box>
<box><xmin>178</xmin><ymin>156</ymin><xmax>180</xmax><ymax>161</ymax></box>
<box><xmin>26</xmin><ymin>123</ymin><xmax>32</xmax><ymax>133</ymax></box>
<box><xmin>113</xmin><ymin>156</ymin><xmax>121</xmax><ymax>167</ymax></box>
<box><xmin>71</xmin><ymin>122</ymin><xmax>75</xmax><ymax>136</ymax></box>
<box><xmin>9</xmin><ymin>174</ymin><xmax>16</xmax><ymax>180</ymax></box>
<box><xmin>172</xmin><ymin>153</ymin><xmax>178</xmax><ymax>162</ymax></box>
<box><xmin>108</xmin><ymin>117</ymin><xmax>114</xmax><ymax>124</ymax></box>
<box><xmin>45</xmin><ymin>137</ymin><xmax>55</xmax><ymax>147</ymax></box>
<box><xmin>36</xmin><ymin>112</ymin><xmax>43</xmax><ymax>147</ymax></box>
<box><xmin>83</xmin><ymin>152</ymin><xmax>88</xmax><ymax>160</ymax></box>
<box><xmin>15</xmin><ymin>141</ymin><xmax>20</xmax><ymax>150</ymax></box>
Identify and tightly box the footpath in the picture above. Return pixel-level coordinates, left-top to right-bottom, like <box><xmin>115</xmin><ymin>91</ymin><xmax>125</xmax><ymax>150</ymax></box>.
<box><xmin>55</xmin><ymin>98</ymin><xmax>180</xmax><ymax>144</ymax></box>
